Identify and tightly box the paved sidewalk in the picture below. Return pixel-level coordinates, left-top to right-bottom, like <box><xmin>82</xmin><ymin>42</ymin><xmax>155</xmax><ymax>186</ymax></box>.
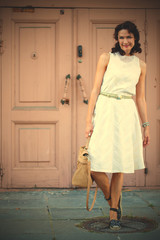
<box><xmin>0</xmin><ymin>189</ymin><xmax>160</xmax><ymax>240</ymax></box>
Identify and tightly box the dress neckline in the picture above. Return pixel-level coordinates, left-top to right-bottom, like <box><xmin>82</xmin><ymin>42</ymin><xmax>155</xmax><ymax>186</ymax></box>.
<box><xmin>116</xmin><ymin>52</ymin><xmax>135</xmax><ymax>62</ymax></box>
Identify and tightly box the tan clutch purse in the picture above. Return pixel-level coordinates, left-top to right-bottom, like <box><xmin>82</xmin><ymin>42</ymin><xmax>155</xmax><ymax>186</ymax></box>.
<box><xmin>72</xmin><ymin>137</ymin><xmax>98</xmax><ymax>211</ymax></box>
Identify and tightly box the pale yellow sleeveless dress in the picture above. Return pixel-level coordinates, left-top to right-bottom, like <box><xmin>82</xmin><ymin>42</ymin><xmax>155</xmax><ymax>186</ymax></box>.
<box><xmin>88</xmin><ymin>52</ymin><xmax>145</xmax><ymax>173</ymax></box>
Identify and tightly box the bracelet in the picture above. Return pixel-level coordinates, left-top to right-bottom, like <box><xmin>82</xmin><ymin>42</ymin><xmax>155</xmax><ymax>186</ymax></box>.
<box><xmin>142</xmin><ymin>122</ymin><xmax>149</xmax><ymax>128</ymax></box>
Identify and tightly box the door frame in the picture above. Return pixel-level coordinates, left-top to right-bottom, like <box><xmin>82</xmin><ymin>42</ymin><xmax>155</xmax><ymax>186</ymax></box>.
<box><xmin>145</xmin><ymin>9</ymin><xmax>160</xmax><ymax>186</ymax></box>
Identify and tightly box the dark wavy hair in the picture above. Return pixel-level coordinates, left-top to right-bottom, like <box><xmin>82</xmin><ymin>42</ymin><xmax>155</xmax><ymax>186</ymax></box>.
<box><xmin>111</xmin><ymin>21</ymin><xmax>142</xmax><ymax>56</ymax></box>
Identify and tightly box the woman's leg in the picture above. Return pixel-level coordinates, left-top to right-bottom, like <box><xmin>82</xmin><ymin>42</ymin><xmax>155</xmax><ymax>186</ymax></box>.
<box><xmin>91</xmin><ymin>171</ymin><xmax>111</xmax><ymax>206</ymax></box>
<box><xmin>110</xmin><ymin>173</ymin><xmax>123</xmax><ymax>220</ymax></box>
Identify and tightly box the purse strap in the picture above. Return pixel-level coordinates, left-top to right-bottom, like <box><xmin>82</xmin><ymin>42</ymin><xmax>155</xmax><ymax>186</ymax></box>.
<box><xmin>85</xmin><ymin>136</ymin><xmax>98</xmax><ymax>211</ymax></box>
<box><xmin>85</xmin><ymin>136</ymin><xmax>90</xmax><ymax>149</ymax></box>
<box><xmin>86</xmin><ymin>161</ymin><xmax>98</xmax><ymax>211</ymax></box>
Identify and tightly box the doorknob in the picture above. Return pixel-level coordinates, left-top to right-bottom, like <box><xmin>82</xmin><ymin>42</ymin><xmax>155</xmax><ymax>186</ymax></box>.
<box><xmin>76</xmin><ymin>74</ymin><xmax>88</xmax><ymax>104</ymax></box>
<box><xmin>61</xmin><ymin>74</ymin><xmax>71</xmax><ymax>105</ymax></box>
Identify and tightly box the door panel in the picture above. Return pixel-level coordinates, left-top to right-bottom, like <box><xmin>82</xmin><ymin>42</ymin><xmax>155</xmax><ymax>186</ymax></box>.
<box><xmin>1</xmin><ymin>8</ymin><xmax>72</xmax><ymax>188</ymax></box>
<box><xmin>76</xmin><ymin>9</ymin><xmax>146</xmax><ymax>186</ymax></box>
<box><xmin>15</xmin><ymin>23</ymin><xmax>56</xmax><ymax>105</ymax></box>
<box><xmin>146</xmin><ymin>10</ymin><xmax>160</xmax><ymax>186</ymax></box>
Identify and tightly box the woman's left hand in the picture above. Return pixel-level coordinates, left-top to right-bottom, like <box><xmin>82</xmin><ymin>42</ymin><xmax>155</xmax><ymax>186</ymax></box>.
<box><xmin>143</xmin><ymin>127</ymin><xmax>150</xmax><ymax>147</ymax></box>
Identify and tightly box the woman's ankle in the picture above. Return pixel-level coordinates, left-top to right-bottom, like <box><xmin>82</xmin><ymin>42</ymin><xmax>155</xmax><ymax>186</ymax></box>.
<box><xmin>110</xmin><ymin>209</ymin><xmax>118</xmax><ymax>220</ymax></box>
<box><xmin>104</xmin><ymin>195</ymin><xmax>111</xmax><ymax>207</ymax></box>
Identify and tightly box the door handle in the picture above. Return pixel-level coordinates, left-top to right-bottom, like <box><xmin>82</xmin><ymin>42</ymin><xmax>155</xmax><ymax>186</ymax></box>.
<box><xmin>76</xmin><ymin>74</ymin><xmax>88</xmax><ymax>104</ymax></box>
<box><xmin>61</xmin><ymin>74</ymin><xmax>71</xmax><ymax>105</ymax></box>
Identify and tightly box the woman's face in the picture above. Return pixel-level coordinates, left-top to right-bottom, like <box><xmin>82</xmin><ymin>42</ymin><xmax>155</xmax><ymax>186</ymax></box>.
<box><xmin>117</xmin><ymin>29</ymin><xmax>135</xmax><ymax>55</ymax></box>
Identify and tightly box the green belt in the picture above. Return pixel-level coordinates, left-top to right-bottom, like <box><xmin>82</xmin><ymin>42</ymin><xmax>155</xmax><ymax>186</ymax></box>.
<box><xmin>100</xmin><ymin>92</ymin><xmax>133</xmax><ymax>100</ymax></box>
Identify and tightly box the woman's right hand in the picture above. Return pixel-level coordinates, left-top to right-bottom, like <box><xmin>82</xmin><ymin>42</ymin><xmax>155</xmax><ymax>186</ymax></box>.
<box><xmin>85</xmin><ymin>122</ymin><xmax>94</xmax><ymax>138</ymax></box>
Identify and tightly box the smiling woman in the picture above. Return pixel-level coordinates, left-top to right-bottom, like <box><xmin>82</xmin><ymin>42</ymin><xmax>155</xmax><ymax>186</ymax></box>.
<box><xmin>111</xmin><ymin>21</ymin><xmax>142</xmax><ymax>56</ymax></box>
<box><xmin>118</xmin><ymin>30</ymin><xmax>135</xmax><ymax>55</ymax></box>
<box><xmin>85</xmin><ymin>20</ymin><xmax>150</xmax><ymax>230</ymax></box>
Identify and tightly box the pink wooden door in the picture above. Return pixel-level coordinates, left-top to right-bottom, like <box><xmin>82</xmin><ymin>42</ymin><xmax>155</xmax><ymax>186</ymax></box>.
<box><xmin>1</xmin><ymin>8</ymin><xmax>72</xmax><ymax>188</ymax></box>
<box><xmin>146</xmin><ymin>9</ymin><xmax>160</xmax><ymax>186</ymax></box>
<box><xmin>76</xmin><ymin>9</ymin><xmax>146</xmax><ymax>187</ymax></box>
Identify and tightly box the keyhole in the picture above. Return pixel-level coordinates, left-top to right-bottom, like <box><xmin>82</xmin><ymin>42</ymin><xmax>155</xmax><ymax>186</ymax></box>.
<box><xmin>31</xmin><ymin>51</ymin><xmax>38</xmax><ymax>60</ymax></box>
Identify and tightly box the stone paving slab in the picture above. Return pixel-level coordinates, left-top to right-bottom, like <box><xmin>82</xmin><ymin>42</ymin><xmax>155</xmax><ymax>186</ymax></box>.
<box><xmin>0</xmin><ymin>233</ymin><xmax>53</xmax><ymax>240</ymax></box>
<box><xmin>46</xmin><ymin>190</ymin><xmax>104</xmax><ymax>208</ymax></box>
<box><xmin>135</xmin><ymin>191</ymin><xmax>160</xmax><ymax>207</ymax></box>
<box><xmin>0</xmin><ymin>220</ymin><xmax>52</xmax><ymax>235</ymax></box>
<box><xmin>114</xmin><ymin>230</ymin><xmax>160</xmax><ymax>240</ymax></box>
<box><xmin>50</xmin><ymin>208</ymin><xmax>103</xmax><ymax>220</ymax></box>
<box><xmin>0</xmin><ymin>191</ymin><xmax>44</xmax><ymax>199</ymax></box>
<box><xmin>118</xmin><ymin>191</ymin><xmax>148</xmax><ymax>207</ymax></box>
<box><xmin>154</xmin><ymin>206</ymin><xmax>160</xmax><ymax>216</ymax></box>
<box><xmin>0</xmin><ymin>208</ymin><xmax>48</xmax><ymax>220</ymax></box>
<box><xmin>0</xmin><ymin>199</ymin><xmax>46</xmax><ymax>209</ymax></box>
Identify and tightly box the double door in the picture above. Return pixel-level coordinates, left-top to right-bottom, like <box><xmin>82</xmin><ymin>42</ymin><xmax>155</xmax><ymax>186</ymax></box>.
<box><xmin>0</xmin><ymin>8</ymin><xmax>158</xmax><ymax>187</ymax></box>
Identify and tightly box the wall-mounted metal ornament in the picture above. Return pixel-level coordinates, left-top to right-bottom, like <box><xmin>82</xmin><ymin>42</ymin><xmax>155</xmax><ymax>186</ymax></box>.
<box><xmin>61</xmin><ymin>74</ymin><xmax>71</xmax><ymax>105</ymax></box>
<box><xmin>76</xmin><ymin>74</ymin><xmax>88</xmax><ymax>104</ymax></box>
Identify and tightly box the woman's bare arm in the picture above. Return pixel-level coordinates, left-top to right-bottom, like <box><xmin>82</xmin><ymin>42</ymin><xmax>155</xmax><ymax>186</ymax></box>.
<box><xmin>85</xmin><ymin>53</ymin><xmax>110</xmax><ymax>138</ymax></box>
<box><xmin>136</xmin><ymin>60</ymin><xmax>150</xmax><ymax>147</ymax></box>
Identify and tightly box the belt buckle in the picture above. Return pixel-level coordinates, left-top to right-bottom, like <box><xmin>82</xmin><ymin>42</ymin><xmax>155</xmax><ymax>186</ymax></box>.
<box><xmin>117</xmin><ymin>94</ymin><xmax>122</xmax><ymax>100</ymax></box>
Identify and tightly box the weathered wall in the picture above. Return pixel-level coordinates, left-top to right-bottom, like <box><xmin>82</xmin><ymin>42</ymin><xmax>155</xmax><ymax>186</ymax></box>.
<box><xmin>0</xmin><ymin>0</ymin><xmax>160</xmax><ymax>9</ymax></box>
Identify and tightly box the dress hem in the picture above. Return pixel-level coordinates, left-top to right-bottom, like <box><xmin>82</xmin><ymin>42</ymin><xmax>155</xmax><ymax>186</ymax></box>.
<box><xmin>91</xmin><ymin>167</ymin><xmax>145</xmax><ymax>174</ymax></box>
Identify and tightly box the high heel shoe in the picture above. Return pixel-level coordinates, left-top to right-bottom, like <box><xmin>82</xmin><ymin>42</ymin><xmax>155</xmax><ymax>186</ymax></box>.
<box><xmin>109</xmin><ymin>208</ymin><xmax>121</xmax><ymax>230</ymax></box>
<box><xmin>117</xmin><ymin>193</ymin><xmax>122</xmax><ymax>220</ymax></box>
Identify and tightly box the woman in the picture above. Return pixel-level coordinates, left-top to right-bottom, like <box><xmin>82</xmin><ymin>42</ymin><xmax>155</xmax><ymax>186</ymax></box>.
<box><xmin>85</xmin><ymin>21</ymin><xmax>150</xmax><ymax>230</ymax></box>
